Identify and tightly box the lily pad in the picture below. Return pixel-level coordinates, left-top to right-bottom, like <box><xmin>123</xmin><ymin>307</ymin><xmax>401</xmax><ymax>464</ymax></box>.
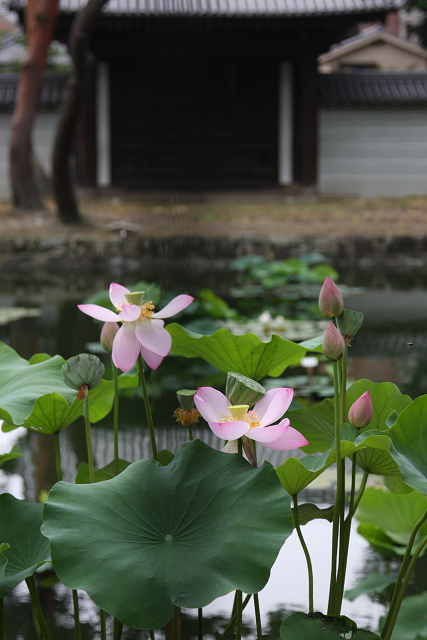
<box><xmin>344</xmin><ymin>572</ymin><xmax>397</xmax><ymax>602</ymax></box>
<box><xmin>42</xmin><ymin>439</ymin><xmax>292</xmax><ymax>629</ymax></box>
<box><xmin>357</xmin><ymin>523</ymin><xmax>403</xmax><ymax>558</ymax></box>
<box><xmin>388</xmin><ymin>395</ymin><xmax>427</xmax><ymax>494</ymax></box>
<box><xmin>167</xmin><ymin>324</ymin><xmax>307</xmax><ymax>380</ymax></box>
<box><xmin>276</xmin><ymin>425</ymin><xmax>391</xmax><ymax>496</ymax></box>
<box><xmin>278</xmin><ymin>612</ymin><xmax>381</xmax><ymax>640</ymax></box>
<box><xmin>0</xmin><ymin>494</ymin><xmax>51</xmax><ymax>598</ymax></box>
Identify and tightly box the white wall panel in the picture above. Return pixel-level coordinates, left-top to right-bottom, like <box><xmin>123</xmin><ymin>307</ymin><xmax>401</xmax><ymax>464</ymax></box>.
<box><xmin>319</xmin><ymin>109</ymin><xmax>427</xmax><ymax>197</ymax></box>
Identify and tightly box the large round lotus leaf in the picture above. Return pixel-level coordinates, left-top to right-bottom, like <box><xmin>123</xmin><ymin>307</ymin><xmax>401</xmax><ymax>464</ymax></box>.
<box><xmin>42</xmin><ymin>439</ymin><xmax>292</xmax><ymax>630</ymax></box>
<box><xmin>0</xmin><ymin>494</ymin><xmax>51</xmax><ymax>598</ymax></box>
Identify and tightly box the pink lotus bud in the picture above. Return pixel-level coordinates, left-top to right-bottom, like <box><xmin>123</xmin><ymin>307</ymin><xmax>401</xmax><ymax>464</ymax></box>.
<box><xmin>100</xmin><ymin>322</ymin><xmax>119</xmax><ymax>353</ymax></box>
<box><xmin>319</xmin><ymin>276</ymin><xmax>344</xmax><ymax>318</ymax></box>
<box><xmin>322</xmin><ymin>321</ymin><xmax>345</xmax><ymax>361</ymax></box>
<box><xmin>348</xmin><ymin>391</ymin><xmax>372</xmax><ymax>429</ymax></box>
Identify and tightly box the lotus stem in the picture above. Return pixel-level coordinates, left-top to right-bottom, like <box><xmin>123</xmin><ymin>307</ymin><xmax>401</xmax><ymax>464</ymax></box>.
<box><xmin>173</xmin><ymin>605</ymin><xmax>180</xmax><ymax>640</ymax></box>
<box><xmin>53</xmin><ymin>432</ymin><xmax>62</xmax><ymax>482</ymax></box>
<box><xmin>137</xmin><ymin>354</ymin><xmax>158</xmax><ymax>462</ymax></box>
<box><xmin>111</xmin><ymin>357</ymin><xmax>120</xmax><ymax>475</ymax></box>
<box><xmin>293</xmin><ymin>494</ymin><xmax>314</xmax><ymax>612</ymax></box>
<box><xmin>383</xmin><ymin>532</ymin><xmax>427</xmax><ymax>640</ymax></box>
<box><xmin>26</xmin><ymin>575</ymin><xmax>51</xmax><ymax>640</ymax></box>
<box><xmin>336</xmin><ymin>452</ymin><xmax>357</xmax><ymax>610</ymax></box>
<box><xmin>149</xmin><ymin>630</ymin><xmax>155</xmax><ymax>640</ymax></box>
<box><xmin>198</xmin><ymin>608</ymin><xmax>203</xmax><ymax>640</ymax></box>
<box><xmin>328</xmin><ymin>360</ymin><xmax>342</xmax><ymax>615</ymax></box>
<box><xmin>254</xmin><ymin>593</ymin><xmax>263</xmax><ymax>639</ymax></box>
<box><xmin>235</xmin><ymin>590</ymin><xmax>243</xmax><ymax>640</ymax></box>
<box><xmin>223</xmin><ymin>594</ymin><xmax>251</xmax><ymax>636</ymax></box>
<box><xmin>72</xmin><ymin>590</ymin><xmax>82</xmax><ymax>640</ymax></box>
<box><xmin>83</xmin><ymin>387</ymin><xmax>95</xmax><ymax>484</ymax></box>
<box><xmin>100</xmin><ymin>609</ymin><xmax>106</xmax><ymax>640</ymax></box>
<box><xmin>352</xmin><ymin>469</ymin><xmax>369</xmax><ymax>516</ymax></box>
<box><xmin>114</xmin><ymin>618</ymin><xmax>123</xmax><ymax>640</ymax></box>
<box><xmin>382</xmin><ymin>505</ymin><xmax>427</xmax><ymax>638</ymax></box>
<box><xmin>188</xmin><ymin>425</ymin><xmax>194</xmax><ymax>441</ymax></box>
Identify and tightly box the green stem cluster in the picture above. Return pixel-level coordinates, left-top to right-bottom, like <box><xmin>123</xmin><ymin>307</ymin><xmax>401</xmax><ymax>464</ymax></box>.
<box><xmin>111</xmin><ymin>357</ymin><xmax>120</xmax><ymax>475</ymax></box>
<box><xmin>26</xmin><ymin>575</ymin><xmax>51</xmax><ymax>640</ymax></box>
<box><xmin>293</xmin><ymin>494</ymin><xmax>314</xmax><ymax>612</ymax></box>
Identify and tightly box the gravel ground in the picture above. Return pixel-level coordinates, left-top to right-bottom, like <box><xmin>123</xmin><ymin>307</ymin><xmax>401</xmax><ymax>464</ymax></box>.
<box><xmin>2</xmin><ymin>192</ymin><xmax>427</xmax><ymax>240</ymax></box>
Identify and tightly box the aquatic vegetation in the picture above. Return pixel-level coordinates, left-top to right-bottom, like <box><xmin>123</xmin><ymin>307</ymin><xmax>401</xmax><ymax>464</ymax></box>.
<box><xmin>0</xmin><ymin>271</ymin><xmax>426</xmax><ymax>640</ymax></box>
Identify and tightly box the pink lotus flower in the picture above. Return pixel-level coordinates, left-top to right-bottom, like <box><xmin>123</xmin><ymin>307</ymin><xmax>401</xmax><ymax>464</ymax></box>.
<box><xmin>78</xmin><ymin>283</ymin><xmax>193</xmax><ymax>372</ymax></box>
<box><xmin>194</xmin><ymin>386</ymin><xmax>309</xmax><ymax>454</ymax></box>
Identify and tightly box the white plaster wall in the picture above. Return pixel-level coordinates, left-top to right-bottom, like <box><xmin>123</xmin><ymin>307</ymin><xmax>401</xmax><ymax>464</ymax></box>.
<box><xmin>319</xmin><ymin>109</ymin><xmax>427</xmax><ymax>197</ymax></box>
<box><xmin>0</xmin><ymin>112</ymin><xmax>59</xmax><ymax>200</ymax></box>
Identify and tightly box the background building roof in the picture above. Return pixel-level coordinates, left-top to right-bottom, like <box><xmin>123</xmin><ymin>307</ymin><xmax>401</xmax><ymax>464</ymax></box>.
<box><xmin>320</xmin><ymin>72</ymin><xmax>427</xmax><ymax>105</ymax></box>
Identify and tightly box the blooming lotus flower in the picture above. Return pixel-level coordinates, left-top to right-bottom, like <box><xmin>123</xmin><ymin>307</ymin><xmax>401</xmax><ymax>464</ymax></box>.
<box><xmin>319</xmin><ymin>276</ymin><xmax>344</xmax><ymax>318</ymax></box>
<box><xmin>78</xmin><ymin>283</ymin><xmax>193</xmax><ymax>372</ymax></box>
<box><xmin>348</xmin><ymin>390</ymin><xmax>372</xmax><ymax>429</ymax></box>
<box><xmin>322</xmin><ymin>321</ymin><xmax>345</xmax><ymax>361</ymax></box>
<box><xmin>194</xmin><ymin>387</ymin><xmax>309</xmax><ymax>457</ymax></box>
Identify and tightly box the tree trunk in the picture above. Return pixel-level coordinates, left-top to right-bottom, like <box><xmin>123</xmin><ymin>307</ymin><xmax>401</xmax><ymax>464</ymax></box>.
<box><xmin>10</xmin><ymin>0</ymin><xmax>59</xmax><ymax>210</ymax></box>
<box><xmin>52</xmin><ymin>0</ymin><xmax>108</xmax><ymax>224</ymax></box>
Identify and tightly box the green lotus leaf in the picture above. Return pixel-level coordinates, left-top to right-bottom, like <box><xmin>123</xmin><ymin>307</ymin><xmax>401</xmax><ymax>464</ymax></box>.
<box><xmin>379</xmin><ymin>592</ymin><xmax>427</xmax><ymax>640</ymax></box>
<box><xmin>344</xmin><ymin>572</ymin><xmax>397</xmax><ymax>602</ymax></box>
<box><xmin>75</xmin><ymin>459</ymin><xmax>132</xmax><ymax>483</ymax></box>
<box><xmin>3</xmin><ymin>372</ymin><xmax>138</xmax><ymax>434</ymax></box>
<box><xmin>288</xmin><ymin>381</ymin><xmax>411</xmax><ymax>476</ymax></box>
<box><xmin>356</xmin><ymin>487</ymin><xmax>427</xmax><ymax>554</ymax></box>
<box><xmin>42</xmin><ymin>439</ymin><xmax>292</xmax><ymax>629</ymax></box>
<box><xmin>0</xmin><ymin>495</ymin><xmax>51</xmax><ymax>597</ymax></box>
<box><xmin>0</xmin><ymin>342</ymin><xmax>77</xmax><ymax>425</ymax></box>
<box><xmin>278</xmin><ymin>612</ymin><xmax>381</xmax><ymax>640</ymax></box>
<box><xmin>0</xmin><ymin>544</ymin><xmax>9</xmax><ymax>578</ymax></box>
<box><xmin>346</xmin><ymin>380</ymin><xmax>412</xmax><ymax>476</ymax></box>
<box><xmin>387</xmin><ymin>395</ymin><xmax>427</xmax><ymax>494</ymax></box>
<box><xmin>276</xmin><ymin>425</ymin><xmax>391</xmax><ymax>496</ymax></box>
<box><xmin>383</xmin><ymin>475</ymin><xmax>414</xmax><ymax>495</ymax></box>
<box><xmin>357</xmin><ymin>523</ymin><xmax>403</xmax><ymax>558</ymax></box>
<box><xmin>297</xmin><ymin>335</ymin><xmax>324</xmax><ymax>353</ymax></box>
<box><xmin>0</xmin><ymin>446</ymin><xmax>22</xmax><ymax>465</ymax></box>
<box><xmin>167</xmin><ymin>324</ymin><xmax>306</xmax><ymax>380</ymax></box>
<box><xmin>292</xmin><ymin>503</ymin><xmax>334</xmax><ymax>526</ymax></box>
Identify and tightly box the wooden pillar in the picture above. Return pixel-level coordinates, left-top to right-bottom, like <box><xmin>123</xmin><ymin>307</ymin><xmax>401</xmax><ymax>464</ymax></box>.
<box><xmin>293</xmin><ymin>51</ymin><xmax>318</xmax><ymax>187</ymax></box>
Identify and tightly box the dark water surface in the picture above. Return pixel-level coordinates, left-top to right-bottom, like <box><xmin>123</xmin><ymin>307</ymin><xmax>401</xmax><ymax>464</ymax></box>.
<box><xmin>0</xmin><ymin>256</ymin><xmax>426</xmax><ymax>639</ymax></box>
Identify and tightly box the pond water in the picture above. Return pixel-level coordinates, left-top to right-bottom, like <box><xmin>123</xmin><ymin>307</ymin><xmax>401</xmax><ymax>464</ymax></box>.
<box><xmin>0</xmin><ymin>255</ymin><xmax>426</xmax><ymax>639</ymax></box>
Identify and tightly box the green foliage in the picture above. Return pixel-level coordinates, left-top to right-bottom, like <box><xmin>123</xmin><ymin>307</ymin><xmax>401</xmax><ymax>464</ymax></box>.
<box><xmin>292</xmin><ymin>503</ymin><xmax>335</xmax><ymax>525</ymax></box>
<box><xmin>379</xmin><ymin>592</ymin><xmax>427</xmax><ymax>639</ymax></box>
<box><xmin>276</xmin><ymin>425</ymin><xmax>391</xmax><ymax>495</ymax></box>
<box><xmin>356</xmin><ymin>487</ymin><xmax>427</xmax><ymax>556</ymax></box>
<box><xmin>43</xmin><ymin>440</ymin><xmax>292</xmax><ymax>629</ymax></box>
<box><xmin>75</xmin><ymin>459</ymin><xmax>131</xmax><ymax>483</ymax></box>
<box><xmin>344</xmin><ymin>572</ymin><xmax>397</xmax><ymax>602</ymax></box>
<box><xmin>0</xmin><ymin>495</ymin><xmax>51</xmax><ymax>598</ymax></box>
<box><xmin>168</xmin><ymin>324</ymin><xmax>307</xmax><ymax>379</ymax></box>
<box><xmin>278</xmin><ymin>612</ymin><xmax>381</xmax><ymax>640</ymax></box>
<box><xmin>388</xmin><ymin>395</ymin><xmax>427</xmax><ymax>494</ymax></box>
<box><xmin>2</xmin><ymin>370</ymin><xmax>138</xmax><ymax>434</ymax></box>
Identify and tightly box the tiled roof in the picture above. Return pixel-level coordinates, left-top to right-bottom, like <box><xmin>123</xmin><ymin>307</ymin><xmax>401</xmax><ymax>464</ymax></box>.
<box><xmin>320</xmin><ymin>73</ymin><xmax>427</xmax><ymax>105</ymax></box>
<box><xmin>9</xmin><ymin>0</ymin><xmax>405</xmax><ymax>17</ymax></box>
<box><xmin>0</xmin><ymin>74</ymin><xmax>68</xmax><ymax>110</ymax></box>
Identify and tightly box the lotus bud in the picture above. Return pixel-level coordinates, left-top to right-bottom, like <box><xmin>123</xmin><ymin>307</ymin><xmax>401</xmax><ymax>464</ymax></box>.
<box><xmin>226</xmin><ymin>372</ymin><xmax>266</xmax><ymax>407</ymax></box>
<box><xmin>322</xmin><ymin>321</ymin><xmax>345</xmax><ymax>361</ymax></box>
<box><xmin>318</xmin><ymin>276</ymin><xmax>344</xmax><ymax>318</ymax></box>
<box><xmin>100</xmin><ymin>322</ymin><xmax>119</xmax><ymax>353</ymax></box>
<box><xmin>62</xmin><ymin>354</ymin><xmax>105</xmax><ymax>396</ymax></box>
<box><xmin>348</xmin><ymin>391</ymin><xmax>372</xmax><ymax>429</ymax></box>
